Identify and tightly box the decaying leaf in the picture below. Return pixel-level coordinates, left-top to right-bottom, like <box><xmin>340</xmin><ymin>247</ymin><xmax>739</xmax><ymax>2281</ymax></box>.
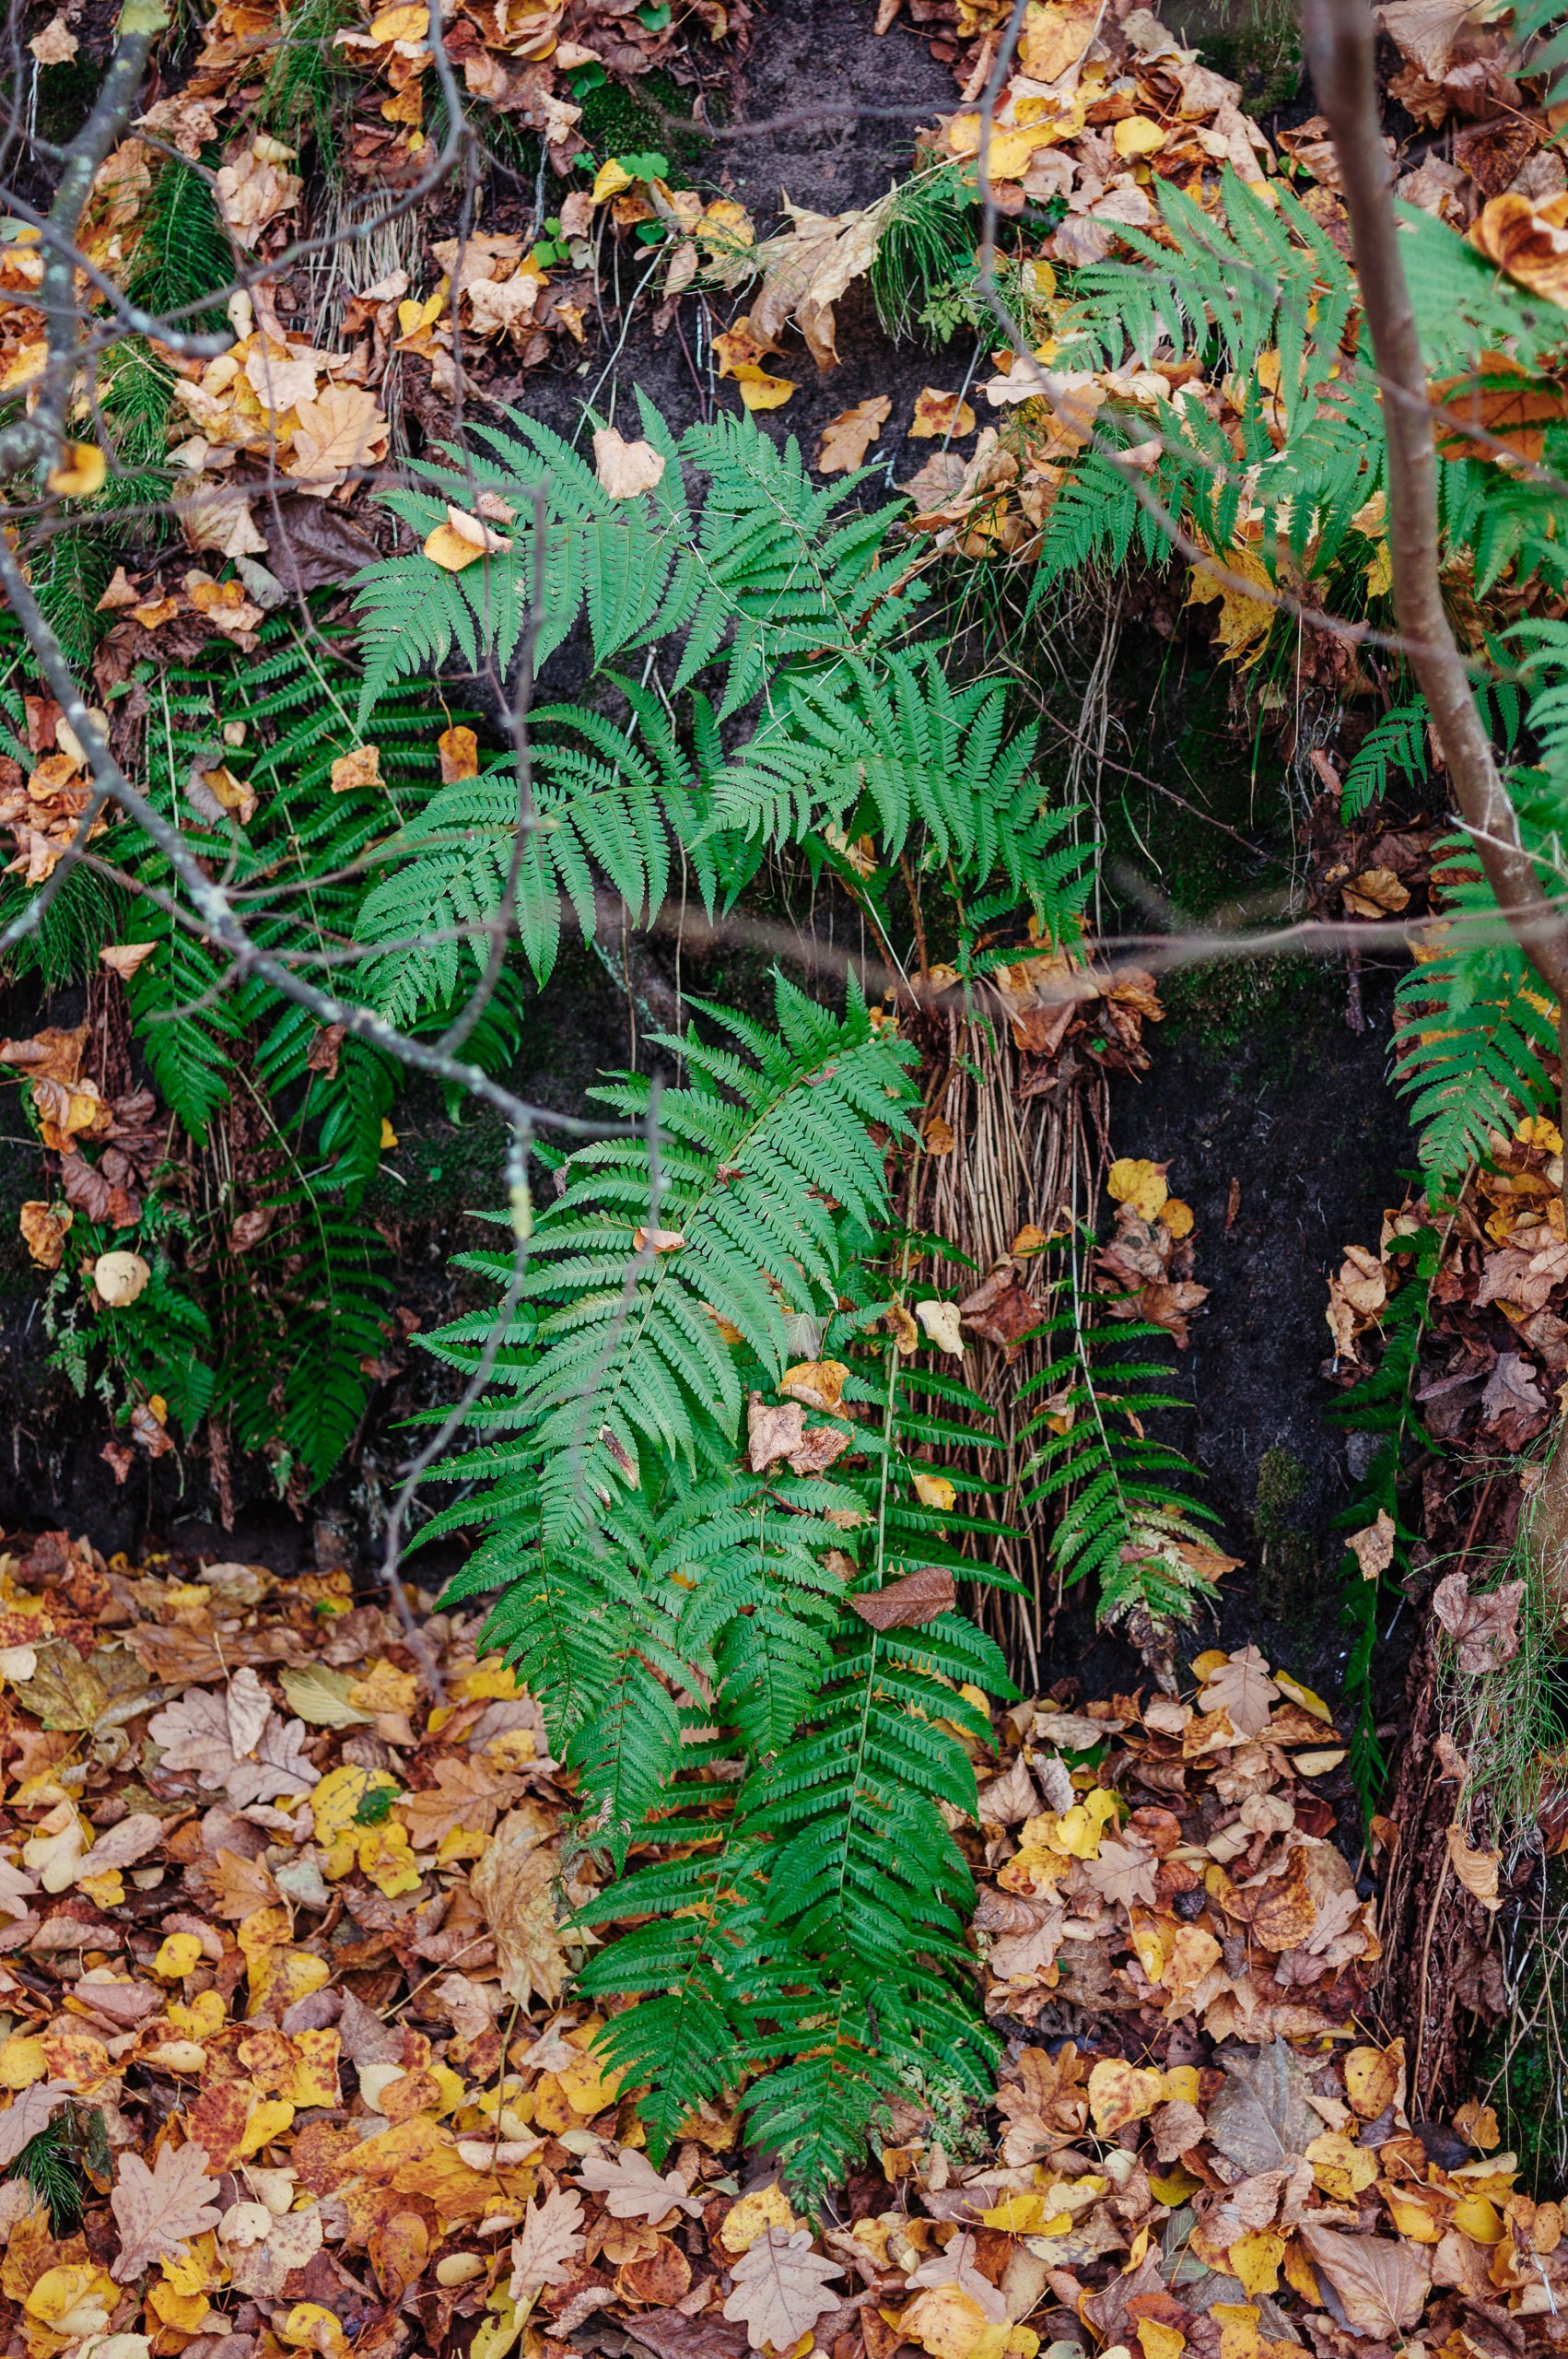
<box><xmin>1431</xmin><ymin>1571</ymin><xmax>1524</xmax><ymax>1674</ymax></box>
<box><xmin>109</xmin><ymin>2141</ymin><xmax>224</xmax><ymax>2280</ymax></box>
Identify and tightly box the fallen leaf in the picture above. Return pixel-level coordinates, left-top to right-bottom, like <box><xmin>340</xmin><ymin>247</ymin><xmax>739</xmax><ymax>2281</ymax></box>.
<box><xmin>1347</xmin><ymin>1508</ymin><xmax>1395</xmax><ymax>1581</ymax></box>
<box><xmin>848</xmin><ymin>1567</ymin><xmax>956</xmax><ymax>1629</ymax></box>
<box><xmin>110</xmin><ymin>2140</ymin><xmax>224</xmax><ymax>2281</ymax></box>
<box><xmin>508</xmin><ymin>2187</ymin><xmax>586</xmax><ymax>2295</ymax></box>
<box><xmin>915</xmin><ymin>1300</ymin><xmax>965</xmax><ymax>1355</ymax></box>
<box><xmin>29</xmin><ymin>15</ymin><xmax>77</xmax><ymax>62</ymax></box>
<box><xmin>592</xmin><ymin>428</ymin><xmax>666</xmax><ymax>498</ymax></box>
<box><xmin>816</xmin><ymin>396</ymin><xmax>892</xmax><ymax>473</ymax></box>
<box><xmin>580</xmin><ymin>2147</ymin><xmax>704</xmax><ymax>2226</ymax></box>
<box><xmin>909</xmin><ymin>388</ymin><xmax>977</xmax><ymax>440</ymax></box>
<box><xmin>1431</xmin><ymin>1572</ymin><xmax>1524</xmax><ymax>1674</ymax></box>
<box><xmin>1296</xmin><ymin>2224</ymin><xmax>1430</xmax><ymax>2336</ymax></box>
<box><xmin>720</xmin><ymin>2227</ymin><xmax>843</xmax><ymax>2353</ymax></box>
<box><xmin>1198</xmin><ymin>1646</ymin><xmax>1280</xmax><ymax>1739</ymax></box>
<box><xmin>1445</xmin><ymin>1821</ymin><xmax>1502</xmax><ymax>1910</ymax></box>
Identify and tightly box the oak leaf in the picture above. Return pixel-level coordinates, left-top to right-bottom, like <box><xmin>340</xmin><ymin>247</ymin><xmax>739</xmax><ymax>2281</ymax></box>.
<box><xmin>579</xmin><ymin>2147</ymin><xmax>701</xmax><ymax>2224</ymax></box>
<box><xmin>109</xmin><ymin>2139</ymin><xmax>224</xmax><ymax>2281</ymax></box>
<box><xmin>399</xmin><ymin>1756</ymin><xmax>520</xmax><ymax>1848</ymax></box>
<box><xmin>720</xmin><ymin>2227</ymin><xmax>843</xmax><ymax>2353</ymax></box>
<box><xmin>1198</xmin><ymin>1645</ymin><xmax>1280</xmax><ymax>1738</ymax></box>
<box><xmin>0</xmin><ymin>2081</ymin><xmax>73</xmax><ymax>2167</ymax></box>
<box><xmin>1081</xmin><ymin>1837</ymin><xmax>1158</xmax><ymax>1909</ymax></box>
<box><xmin>508</xmin><ymin>2187</ymin><xmax>586</xmax><ymax>2296</ymax></box>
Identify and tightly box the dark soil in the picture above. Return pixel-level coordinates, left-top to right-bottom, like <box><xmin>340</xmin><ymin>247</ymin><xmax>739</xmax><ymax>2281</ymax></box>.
<box><xmin>5</xmin><ymin>0</ymin><xmax>1422</xmax><ymax>1752</ymax></box>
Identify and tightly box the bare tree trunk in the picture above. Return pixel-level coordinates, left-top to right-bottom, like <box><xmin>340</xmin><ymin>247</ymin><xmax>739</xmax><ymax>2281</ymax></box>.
<box><xmin>1308</xmin><ymin>0</ymin><xmax>1568</xmax><ymax>1616</ymax></box>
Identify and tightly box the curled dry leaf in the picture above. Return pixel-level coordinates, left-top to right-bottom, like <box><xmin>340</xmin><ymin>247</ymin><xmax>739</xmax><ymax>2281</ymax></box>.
<box><xmin>1347</xmin><ymin>1508</ymin><xmax>1396</xmax><ymax>1580</ymax></box>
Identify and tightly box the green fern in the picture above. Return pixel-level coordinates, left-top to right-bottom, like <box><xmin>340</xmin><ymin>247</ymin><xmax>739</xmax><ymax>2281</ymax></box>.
<box><xmin>1324</xmin><ymin>1225</ymin><xmax>1440</xmax><ymax>1812</ymax></box>
<box><xmin>1019</xmin><ymin>1286</ymin><xmax>1223</xmax><ymax>1630</ymax></box>
<box><xmin>1392</xmin><ymin>843</ymin><xmax>1558</xmax><ymax>1186</ymax></box>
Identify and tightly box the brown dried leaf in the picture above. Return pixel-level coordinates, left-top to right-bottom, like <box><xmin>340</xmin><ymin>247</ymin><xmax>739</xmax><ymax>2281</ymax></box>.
<box><xmin>1296</xmin><ymin>2223</ymin><xmax>1431</xmax><ymax>2336</ymax></box>
<box><xmin>1431</xmin><ymin>1572</ymin><xmax>1524</xmax><ymax>1675</ymax></box>
<box><xmin>109</xmin><ymin>2138</ymin><xmax>224</xmax><ymax>2281</ymax></box>
<box><xmin>848</xmin><ymin>1567</ymin><xmax>956</xmax><ymax>1629</ymax></box>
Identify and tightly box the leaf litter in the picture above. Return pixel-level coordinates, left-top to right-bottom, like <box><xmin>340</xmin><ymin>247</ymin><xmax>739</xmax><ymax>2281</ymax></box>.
<box><xmin>0</xmin><ymin>1528</ymin><xmax>1533</xmax><ymax>2359</ymax></box>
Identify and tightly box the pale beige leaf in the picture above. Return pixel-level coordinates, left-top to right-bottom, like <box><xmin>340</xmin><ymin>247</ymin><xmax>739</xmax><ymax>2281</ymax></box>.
<box><xmin>578</xmin><ymin>2147</ymin><xmax>700</xmax><ymax>2224</ymax></box>
<box><xmin>226</xmin><ymin>1665</ymin><xmax>272</xmax><ymax>1757</ymax></box>
<box><xmin>110</xmin><ymin>2140</ymin><xmax>224</xmax><ymax>2281</ymax></box>
<box><xmin>508</xmin><ymin>2188</ymin><xmax>586</xmax><ymax>2296</ymax></box>
<box><xmin>915</xmin><ymin>1299</ymin><xmax>965</xmax><ymax>1355</ymax></box>
<box><xmin>286</xmin><ymin>386</ymin><xmax>388</xmax><ymax>485</ymax></box>
<box><xmin>750</xmin><ymin>192</ymin><xmax>896</xmax><ymax>346</ymax></box>
<box><xmin>473</xmin><ymin>1808</ymin><xmax>568</xmax><ymax>2007</ymax></box>
<box><xmin>0</xmin><ymin>2082</ymin><xmax>74</xmax><ymax>2168</ymax></box>
<box><xmin>29</xmin><ymin>16</ymin><xmax>77</xmax><ymax>63</ymax></box>
<box><xmin>592</xmin><ymin>428</ymin><xmax>666</xmax><ymax>499</ymax></box>
<box><xmin>1198</xmin><ymin>1644</ymin><xmax>1280</xmax><ymax>1737</ymax></box>
<box><xmin>1445</xmin><ymin>1820</ymin><xmax>1502</xmax><ymax>1910</ymax></box>
<box><xmin>721</xmin><ymin>2227</ymin><xmax>844</xmax><ymax>2353</ymax></box>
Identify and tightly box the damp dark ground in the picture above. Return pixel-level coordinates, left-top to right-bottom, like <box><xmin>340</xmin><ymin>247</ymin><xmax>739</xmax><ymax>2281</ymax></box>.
<box><xmin>0</xmin><ymin>0</ymin><xmax>1420</xmax><ymax>1737</ymax></box>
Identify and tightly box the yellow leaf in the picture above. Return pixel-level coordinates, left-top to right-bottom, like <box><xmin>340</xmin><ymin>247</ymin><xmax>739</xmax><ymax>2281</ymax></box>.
<box><xmin>153</xmin><ymin>1931</ymin><xmax>204</xmax><ymax>1979</ymax></box>
<box><xmin>900</xmin><ymin>2283</ymin><xmax>994</xmax><ymax>2359</ymax></box>
<box><xmin>311</xmin><ymin>1763</ymin><xmax>403</xmax><ymax>1848</ymax></box>
<box><xmin>1453</xmin><ymin>2193</ymin><xmax>1504</xmax><ymax>2244</ymax></box>
<box><xmin>720</xmin><ymin>2182</ymin><xmax>796</xmax><ymax>2253</ymax></box>
<box><xmin>278</xmin><ymin>2304</ymin><xmax>351</xmax><ymax>2359</ymax></box>
<box><xmin>329</xmin><ymin>745</ymin><xmax>380</xmax><ymax>795</ymax></box>
<box><xmin>424</xmin><ymin>522</ymin><xmax>487</xmax><ymax>570</ymax></box>
<box><xmin>731</xmin><ymin>363</ymin><xmax>796</xmax><ymax>410</ymax></box>
<box><xmin>26</xmin><ymin>2264</ymin><xmax>114</xmax><ymax>2338</ymax></box>
<box><xmin>369</xmin><ymin>2</ymin><xmax>427</xmax><ymax>34</ymax></box>
<box><xmin>1305</xmin><ymin>2130</ymin><xmax>1377</xmax><ymax>2201</ymax></box>
<box><xmin>380</xmin><ymin>1119</ymin><xmax>399</xmax><ymax>1148</ymax></box>
<box><xmin>1135</xmin><ymin>2321</ymin><xmax>1185</xmax><ymax>2359</ymax></box>
<box><xmin>1162</xmin><ymin>1198</ymin><xmax>1195</xmax><ymax>1238</ymax></box>
<box><xmin>0</xmin><ymin>2037</ymin><xmax>46</xmax><ymax>2089</ymax></box>
<box><xmin>1273</xmin><ymin>1669</ymin><xmax>1333</xmax><ymax>1720</ymax></box>
<box><xmin>1191</xmin><ymin>1648</ymin><xmax>1231</xmax><ymax>1679</ymax></box>
<box><xmin>396</xmin><ymin>291</ymin><xmax>443</xmax><ymax>338</ymax></box>
<box><xmin>1149</xmin><ymin>2165</ymin><xmax>1200</xmax><ymax>2204</ymax></box>
<box><xmin>46</xmin><ymin>443</ymin><xmax>106</xmax><ymax>498</ymax></box>
<box><xmin>979</xmin><ymin>2192</ymin><xmax>1049</xmax><ymax>2232</ymax></box>
<box><xmin>1087</xmin><ymin>2057</ymin><xmax>1164</xmax><ymax>2134</ymax></box>
<box><xmin>912</xmin><ymin>1471</ymin><xmax>955</xmax><ymax>1510</ymax></box>
<box><xmin>1212</xmin><ymin>2306</ymin><xmax>1263</xmax><ymax>2359</ymax></box>
<box><xmin>1106</xmin><ymin>1156</ymin><xmax>1167</xmax><ymax>1220</ymax></box>
<box><xmin>1227</xmin><ymin>2230</ymin><xmax>1284</xmax><ymax>2295</ymax></box>
<box><xmin>247</xmin><ymin>1943</ymin><xmax>330</xmax><ymax>2019</ymax></box>
<box><xmin>1161</xmin><ymin>2065</ymin><xmax>1200</xmax><ymax>2105</ymax></box>
<box><xmin>592</xmin><ymin>158</ymin><xmax>636</xmax><ymax>204</ymax></box>
<box><xmin>238</xmin><ymin>2097</ymin><xmax>295</xmax><ymax>2156</ymax></box>
<box><xmin>1114</xmin><ymin>117</ymin><xmax>1166</xmax><ymax>158</ymax></box>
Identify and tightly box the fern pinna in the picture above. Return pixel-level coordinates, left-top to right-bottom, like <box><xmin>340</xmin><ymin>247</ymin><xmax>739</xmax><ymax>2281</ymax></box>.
<box><xmin>426</xmin><ymin>979</ymin><xmax>1019</xmax><ymax>2197</ymax></box>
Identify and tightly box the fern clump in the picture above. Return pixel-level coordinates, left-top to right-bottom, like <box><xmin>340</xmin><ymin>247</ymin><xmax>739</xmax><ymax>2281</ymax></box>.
<box><xmin>426</xmin><ymin>980</ymin><xmax>1023</xmax><ymax>2198</ymax></box>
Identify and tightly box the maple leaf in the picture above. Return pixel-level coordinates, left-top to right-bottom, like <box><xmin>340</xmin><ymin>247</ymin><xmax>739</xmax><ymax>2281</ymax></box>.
<box><xmin>1197</xmin><ymin>1645</ymin><xmax>1280</xmax><ymax>1738</ymax></box>
<box><xmin>1431</xmin><ymin>1572</ymin><xmax>1524</xmax><ymax>1676</ymax></box>
<box><xmin>816</xmin><ymin>396</ymin><xmax>892</xmax><ymax>475</ymax></box>
<box><xmin>579</xmin><ymin>2147</ymin><xmax>701</xmax><ymax>2225</ymax></box>
<box><xmin>508</xmin><ymin>2188</ymin><xmax>586</xmax><ymax>2297</ymax></box>
<box><xmin>721</xmin><ymin>2228</ymin><xmax>844</xmax><ymax>2353</ymax></box>
<box><xmin>400</xmin><ymin>1756</ymin><xmax>519</xmax><ymax>1849</ymax></box>
<box><xmin>0</xmin><ymin>2081</ymin><xmax>74</xmax><ymax>2167</ymax></box>
<box><xmin>1082</xmin><ymin>1837</ymin><xmax>1158</xmax><ymax>1909</ymax></box>
<box><xmin>110</xmin><ymin>2140</ymin><xmax>224</xmax><ymax>2280</ymax></box>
